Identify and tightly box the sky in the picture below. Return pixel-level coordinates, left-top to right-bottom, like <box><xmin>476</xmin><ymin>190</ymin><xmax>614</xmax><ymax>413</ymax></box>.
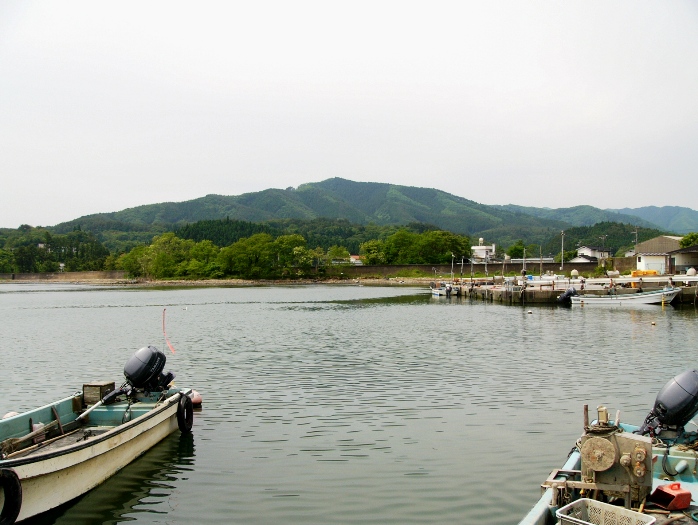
<box><xmin>1</xmin><ymin>1</ymin><xmax>698</xmax><ymax>228</ymax></box>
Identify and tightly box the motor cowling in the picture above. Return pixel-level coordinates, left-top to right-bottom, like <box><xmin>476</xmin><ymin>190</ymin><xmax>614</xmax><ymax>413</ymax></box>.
<box><xmin>123</xmin><ymin>345</ymin><xmax>175</xmax><ymax>391</ymax></box>
<box><xmin>638</xmin><ymin>370</ymin><xmax>698</xmax><ymax>436</ymax></box>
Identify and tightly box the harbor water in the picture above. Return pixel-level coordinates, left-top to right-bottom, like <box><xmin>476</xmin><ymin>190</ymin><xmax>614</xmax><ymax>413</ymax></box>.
<box><xmin>1</xmin><ymin>283</ymin><xmax>696</xmax><ymax>524</ymax></box>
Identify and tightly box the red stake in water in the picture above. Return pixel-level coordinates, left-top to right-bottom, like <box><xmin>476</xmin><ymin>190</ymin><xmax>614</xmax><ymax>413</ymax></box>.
<box><xmin>162</xmin><ymin>308</ymin><xmax>176</xmax><ymax>354</ymax></box>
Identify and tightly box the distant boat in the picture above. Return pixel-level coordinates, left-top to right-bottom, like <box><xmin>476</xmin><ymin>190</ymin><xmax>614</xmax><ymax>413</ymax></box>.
<box><xmin>570</xmin><ymin>287</ymin><xmax>680</xmax><ymax>306</ymax></box>
<box><xmin>0</xmin><ymin>346</ymin><xmax>197</xmax><ymax>523</ymax></box>
<box><xmin>430</xmin><ymin>282</ymin><xmax>459</xmax><ymax>297</ymax></box>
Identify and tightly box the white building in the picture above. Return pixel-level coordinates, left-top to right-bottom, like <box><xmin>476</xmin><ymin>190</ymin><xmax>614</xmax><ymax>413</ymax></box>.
<box><xmin>634</xmin><ymin>236</ymin><xmax>682</xmax><ymax>274</ymax></box>
<box><xmin>576</xmin><ymin>245</ymin><xmax>610</xmax><ymax>260</ymax></box>
<box><xmin>471</xmin><ymin>238</ymin><xmax>495</xmax><ymax>262</ymax></box>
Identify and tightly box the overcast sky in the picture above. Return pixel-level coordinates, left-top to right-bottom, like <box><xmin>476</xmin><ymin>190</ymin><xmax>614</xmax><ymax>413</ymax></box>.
<box><xmin>2</xmin><ymin>1</ymin><xmax>697</xmax><ymax>228</ymax></box>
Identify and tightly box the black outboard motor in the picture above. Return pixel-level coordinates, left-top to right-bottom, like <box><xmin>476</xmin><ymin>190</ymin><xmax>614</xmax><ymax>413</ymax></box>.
<box><xmin>557</xmin><ymin>286</ymin><xmax>577</xmax><ymax>305</ymax></box>
<box><xmin>637</xmin><ymin>370</ymin><xmax>698</xmax><ymax>437</ymax></box>
<box><xmin>124</xmin><ymin>345</ymin><xmax>175</xmax><ymax>391</ymax></box>
<box><xmin>101</xmin><ymin>346</ymin><xmax>175</xmax><ymax>405</ymax></box>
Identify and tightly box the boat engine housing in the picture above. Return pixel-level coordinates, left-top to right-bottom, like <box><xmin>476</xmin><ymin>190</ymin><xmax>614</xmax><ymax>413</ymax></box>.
<box><xmin>639</xmin><ymin>370</ymin><xmax>698</xmax><ymax>436</ymax></box>
<box><xmin>123</xmin><ymin>345</ymin><xmax>175</xmax><ymax>391</ymax></box>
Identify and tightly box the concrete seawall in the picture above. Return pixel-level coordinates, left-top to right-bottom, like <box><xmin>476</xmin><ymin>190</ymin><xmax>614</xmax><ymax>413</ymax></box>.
<box><xmin>0</xmin><ymin>270</ymin><xmax>127</xmax><ymax>282</ymax></box>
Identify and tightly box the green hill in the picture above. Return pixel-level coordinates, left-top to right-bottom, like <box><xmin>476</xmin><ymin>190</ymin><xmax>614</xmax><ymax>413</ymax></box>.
<box><xmin>45</xmin><ymin>178</ymin><xmax>695</xmax><ymax>252</ymax></box>
<box><xmin>610</xmin><ymin>206</ymin><xmax>698</xmax><ymax>234</ymax></box>
<box><xmin>51</xmin><ymin>178</ymin><xmax>573</xmax><ymax>248</ymax></box>
<box><xmin>492</xmin><ymin>204</ymin><xmax>658</xmax><ymax>229</ymax></box>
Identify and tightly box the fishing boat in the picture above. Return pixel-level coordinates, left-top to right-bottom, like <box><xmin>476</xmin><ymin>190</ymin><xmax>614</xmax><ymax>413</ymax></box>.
<box><xmin>0</xmin><ymin>345</ymin><xmax>196</xmax><ymax>524</ymax></box>
<box><xmin>519</xmin><ymin>370</ymin><xmax>698</xmax><ymax>525</ymax></box>
<box><xmin>570</xmin><ymin>287</ymin><xmax>680</xmax><ymax>306</ymax></box>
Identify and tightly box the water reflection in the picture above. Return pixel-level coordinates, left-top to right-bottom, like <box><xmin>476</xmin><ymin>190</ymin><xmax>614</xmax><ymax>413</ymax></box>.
<box><xmin>26</xmin><ymin>433</ymin><xmax>195</xmax><ymax>525</ymax></box>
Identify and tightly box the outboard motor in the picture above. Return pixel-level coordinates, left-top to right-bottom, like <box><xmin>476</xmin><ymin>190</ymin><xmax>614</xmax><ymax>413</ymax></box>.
<box><xmin>557</xmin><ymin>286</ymin><xmax>577</xmax><ymax>305</ymax></box>
<box><xmin>103</xmin><ymin>346</ymin><xmax>175</xmax><ymax>404</ymax></box>
<box><xmin>637</xmin><ymin>370</ymin><xmax>698</xmax><ymax>437</ymax></box>
<box><xmin>124</xmin><ymin>345</ymin><xmax>175</xmax><ymax>391</ymax></box>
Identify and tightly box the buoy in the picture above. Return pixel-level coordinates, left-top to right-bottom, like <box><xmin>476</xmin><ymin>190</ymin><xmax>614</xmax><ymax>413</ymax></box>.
<box><xmin>2</xmin><ymin>412</ymin><xmax>18</xmax><ymax>419</ymax></box>
<box><xmin>191</xmin><ymin>389</ymin><xmax>203</xmax><ymax>408</ymax></box>
<box><xmin>528</xmin><ymin>310</ymin><xmax>533</xmax><ymax>314</ymax></box>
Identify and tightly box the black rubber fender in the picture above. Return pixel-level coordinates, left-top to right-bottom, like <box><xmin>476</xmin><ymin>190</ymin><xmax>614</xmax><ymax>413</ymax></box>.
<box><xmin>0</xmin><ymin>468</ymin><xmax>22</xmax><ymax>525</ymax></box>
<box><xmin>177</xmin><ymin>393</ymin><xmax>193</xmax><ymax>433</ymax></box>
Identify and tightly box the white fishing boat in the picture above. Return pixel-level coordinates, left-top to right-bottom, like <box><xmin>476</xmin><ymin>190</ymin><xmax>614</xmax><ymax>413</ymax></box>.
<box><xmin>0</xmin><ymin>346</ymin><xmax>198</xmax><ymax>523</ymax></box>
<box><xmin>570</xmin><ymin>287</ymin><xmax>680</xmax><ymax>306</ymax></box>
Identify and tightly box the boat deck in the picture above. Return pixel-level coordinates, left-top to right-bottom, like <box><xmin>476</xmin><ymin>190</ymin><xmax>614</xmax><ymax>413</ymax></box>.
<box><xmin>6</xmin><ymin>426</ymin><xmax>113</xmax><ymax>460</ymax></box>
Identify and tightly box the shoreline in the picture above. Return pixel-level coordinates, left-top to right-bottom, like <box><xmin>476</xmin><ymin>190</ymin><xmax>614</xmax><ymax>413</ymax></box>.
<box><xmin>0</xmin><ymin>276</ymin><xmax>438</xmax><ymax>287</ymax></box>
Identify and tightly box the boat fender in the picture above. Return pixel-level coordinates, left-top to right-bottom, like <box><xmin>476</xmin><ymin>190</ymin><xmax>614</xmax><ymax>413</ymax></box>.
<box><xmin>190</xmin><ymin>390</ymin><xmax>203</xmax><ymax>408</ymax></box>
<box><xmin>0</xmin><ymin>468</ymin><xmax>22</xmax><ymax>525</ymax></box>
<box><xmin>177</xmin><ymin>394</ymin><xmax>193</xmax><ymax>433</ymax></box>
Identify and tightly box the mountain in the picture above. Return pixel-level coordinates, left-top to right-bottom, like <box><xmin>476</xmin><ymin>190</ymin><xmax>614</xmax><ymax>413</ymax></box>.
<box><xmin>491</xmin><ymin>204</ymin><xmax>657</xmax><ymax>229</ymax></box>
<box><xmin>53</xmin><ymin>178</ymin><xmax>571</xmax><ymax>246</ymax></box>
<box><xmin>609</xmin><ymin>206</ymin><xmax>698</xmax><ymax>234</ymax></box>
<box><xmin>47</xmin><ymin>178</ymin><xmax>695</xmax><ymax>251</ymax></box>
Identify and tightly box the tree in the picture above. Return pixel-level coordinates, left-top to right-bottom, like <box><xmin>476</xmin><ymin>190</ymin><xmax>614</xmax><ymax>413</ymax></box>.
<box><xmin>360</xmin><ymin>240</ymin><xmax>387</xmax><ymax>265</ymax></box>
<box><xmin>383</xmin><ymin>229</ymin><xmax>419</xmax><ymax>263</ymax></box>
<box><xmin>413</xmin><ymin>231</ymin><xmax>469</xmax><ymax>264</ymax></box>
<box><xmin>506</xmin><ymin>240</ymin><xmax>526</xmax><ymax>258</ymax></box>
<box><xmin>0</xmin><ymin>249</ymin><xmax>14</xmax><ymax>273</ymax></box>
<box><xmin>145</xmin><ymin>233</ymin><xmax>195</xmax><ymax>279</ymax></box>
<box><xmin>217</xmin><ymin>233</ymin><xmax>274</xmax><ymax>278</ymax></box>
<box><xmin>117</xmin><ymin>245</ymin><xmax>148</xmax><ymax>277</ymax></box>
<box><xmin>273</xmin><ymin>234</ymin><xmax>307</xmax><ymax>274</ymax></box>
<box><xmin>680</xmin><ymin>232</ymin><xmax>698</xmax><ymax>249</ymax></box>
<box><xmin>327</xmin><ymin>245</ymin><xmax>351</xmax><ymax>262</ymax></box>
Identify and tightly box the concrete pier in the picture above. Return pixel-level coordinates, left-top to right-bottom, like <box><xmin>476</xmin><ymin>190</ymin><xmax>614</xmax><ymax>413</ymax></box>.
<box><xmin>462</xmin><ymin>284</ymin><xmax>698</xmax><ymax>305</ymax></box>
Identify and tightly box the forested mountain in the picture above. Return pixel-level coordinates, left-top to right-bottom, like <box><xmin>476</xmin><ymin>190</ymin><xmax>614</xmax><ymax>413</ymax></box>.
<box><xmin>174</xmin><ymin>218</ymin><xmax>432</xmax><ymax>254</ymax></box>
<box><xmin>51</xmin><ymin>178</ymin><xmax>572</xmax><ymax>248</ymax></box>
<box><xmin>538</xmin><ymin>222</ymin><xmax>666</xmax><ymax>258</ymax></box>
<box><xmin>32</xmin><ymin>178</ymin><xmax>696</xmax><ymax>252</ymax></box>
<box><xmin>610</xmin><ymin>206</ymin><xmax>698</xmax><ymax>234</ymax></box>
<box><xmin>491</xmin><ymin>204</ymin><xmax>656</xmax><ymax>229</ymax></box>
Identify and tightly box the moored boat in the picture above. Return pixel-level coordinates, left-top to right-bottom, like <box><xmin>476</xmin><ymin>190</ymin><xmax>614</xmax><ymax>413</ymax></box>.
<box><xmin>519</xmin><ymin>370</ymin><xmax>698</xmax><ymax>525</ymax></box>
<box><xmin>0</xmin><ymin>345</ymin><xmax>197</xmax><ymax>523</ymax></box>
<box><xmin>570</xmin><ymin>287</ymin><xmax>680</xmax><ymax>306</ymax></box>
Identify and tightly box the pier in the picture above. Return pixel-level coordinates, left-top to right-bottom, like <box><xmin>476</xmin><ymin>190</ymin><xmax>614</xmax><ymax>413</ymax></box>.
<box><xmin>454</xmin><ymin>275</ymin><xmax>698</xmax><ymax>305</ymax></box>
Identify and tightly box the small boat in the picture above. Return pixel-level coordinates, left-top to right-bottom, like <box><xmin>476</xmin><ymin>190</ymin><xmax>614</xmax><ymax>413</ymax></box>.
<box><xmin>570</xmin><ymin>287</ymin><xmax>680</xmax><ymax>306</ymax></box>
<box><xmin>0</xmin><ymin>345</ymin><xmax>197</xmax><ymax>524</ymax></box>
<box><xmin>519</xmin><ymin>370</ymin><xmax>698</xmax><ymax>525</ymax></box>
<box><xmin>430</xmin><ymin>282</ymin><xmax>459</xmax><ymax>297</ymax></box>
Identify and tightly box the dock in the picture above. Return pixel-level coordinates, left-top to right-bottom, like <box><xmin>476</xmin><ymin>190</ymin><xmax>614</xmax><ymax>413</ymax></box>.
<box><xmin>453</xmin><ymin>275</ymin><xmax>698</xmax><ymax>305</ymax></box>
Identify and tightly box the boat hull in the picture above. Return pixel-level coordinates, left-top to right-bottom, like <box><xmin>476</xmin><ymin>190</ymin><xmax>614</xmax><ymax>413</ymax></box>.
<box><xmin>1</xmin><ymin>392</ymin><xmax>185</xmax><ymax>522</ymax></box>
<box><xmin>570</xmin><ymin>288</ymin><xmax>679</xmax><ymax>306</ymax></box>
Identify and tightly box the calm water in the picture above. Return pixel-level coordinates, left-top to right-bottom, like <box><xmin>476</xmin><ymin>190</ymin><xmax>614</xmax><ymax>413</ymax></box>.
<box><xmin>1</xmin><ymin>283</ymin><xmax>696</xmax><ymax>524</ymax></box>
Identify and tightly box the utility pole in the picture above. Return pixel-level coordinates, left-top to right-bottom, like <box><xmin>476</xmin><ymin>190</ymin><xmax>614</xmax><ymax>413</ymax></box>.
<box><xmin>560</xmin><ymin>231</ymin><xmax>565</xmax><ymax>271</ymax></box>
<box><xmin>599</xmin><ymin>235</ymin><xmax>608</xmax><ymax>260</ymax></box>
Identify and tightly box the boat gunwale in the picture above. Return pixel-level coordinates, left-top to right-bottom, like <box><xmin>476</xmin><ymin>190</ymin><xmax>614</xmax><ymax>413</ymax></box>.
<box><xmin>0</xmin><ymin>391</ymin><xmax>184</xmax><ymax>469</ymax></box>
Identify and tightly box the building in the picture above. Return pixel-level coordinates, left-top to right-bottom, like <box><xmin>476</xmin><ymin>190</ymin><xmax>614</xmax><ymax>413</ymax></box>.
<box><xmin>667</xmin><ymin>244</ymin><xmax>698</xmax><ymax>274</ymax></box>
<box><xmin>471</xmin><ymin>238</ymin><xmax>495</xmax><ymax>262</ymax></box>
<box><xmin>634</xmin><ymin>236</ymin><xmax>682</xmax><ymax>274</ymax></box>
<box><xmin>575</xmin><ymin>245</ymin><xmax>610</xmax><ymax>260</ymax></box>
<box><xmin>569</xmin><ymin>254</ymin><xmax>598</xmax><ymax>264</ymax></box>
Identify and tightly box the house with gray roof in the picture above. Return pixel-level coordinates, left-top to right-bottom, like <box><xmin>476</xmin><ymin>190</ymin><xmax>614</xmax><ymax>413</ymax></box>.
<box><xmin>634</xmin><ymin>235</ymin><xmax>682</xmax><ymax>274</ymax></box>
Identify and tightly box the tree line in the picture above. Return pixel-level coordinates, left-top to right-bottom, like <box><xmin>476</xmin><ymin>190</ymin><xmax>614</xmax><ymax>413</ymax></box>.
<box><xmin>0</xmin><ymin>226</ymin><xmax>111</xmax><ymax>273</ymax></box>
<box><xmin>2</xmin><ymin>219</ymin><xmax>696</xmax><ymax>278</ymax></box>
<box><xmin>117</xmin><ymin>228</ymin><xmax>471</xmax><ymax>280</ymax></box>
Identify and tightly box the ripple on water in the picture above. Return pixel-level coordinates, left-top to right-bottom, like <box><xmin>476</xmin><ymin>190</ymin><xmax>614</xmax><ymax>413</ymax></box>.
<box><xmin>1</xmin><ymin>286</ymin><xmax>696</xmax><ymax>524</ymax></box>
